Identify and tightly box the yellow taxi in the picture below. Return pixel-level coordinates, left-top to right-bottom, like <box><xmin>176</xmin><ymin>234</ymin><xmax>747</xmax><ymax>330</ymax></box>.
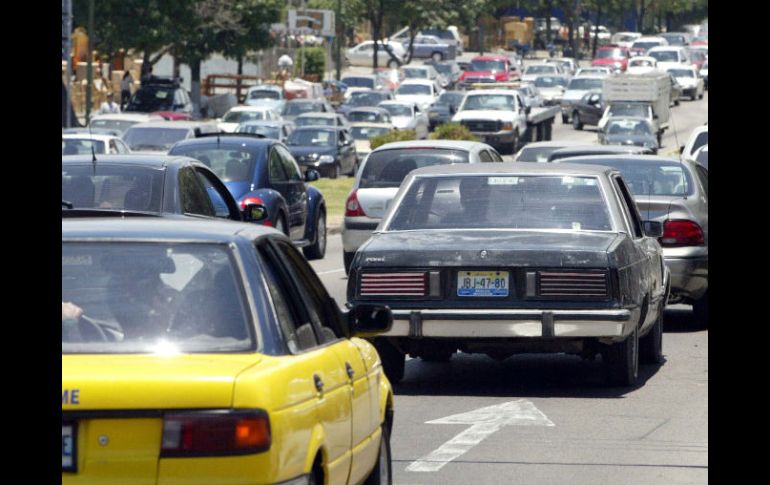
<box><xmin>63</xmin><ymin>217</ymin><xmax>394</xmax><ymax>484</ymax></box>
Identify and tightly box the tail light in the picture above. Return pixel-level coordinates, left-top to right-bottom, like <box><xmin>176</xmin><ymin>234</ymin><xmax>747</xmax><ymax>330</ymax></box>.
<box><xmin>161</xmin><ymin>410</ymin><xmax>270</xmax><ymax>456</ymax></box>
<box><xmin>660</xmin><ymin>220</ymin><xmax>705</xmax><ymax>247</ymax></box>
<box><xmin>239</xmin><ymin>196</ymin><xmax>264</xmax><ymax>210</ymax></box>
<box><xmin>345</xmin><ymin>190</ymin><xmax>367</xmax><ymax>217</ymax></box>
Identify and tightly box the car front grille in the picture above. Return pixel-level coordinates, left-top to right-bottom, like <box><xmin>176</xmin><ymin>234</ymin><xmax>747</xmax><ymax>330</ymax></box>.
<box><xmin>464</xmin><ymin>77</ymin><xmax>495</xmax><ymax>84</ymax></box>
<box><xmin>359</xmin><ymin>272</ymin><xmax>427</xmax><ymax>297</ymax></box>
<box><xmin>537</xmin><ymin>270</ymin><xmax>609</xmax><ymax>298</ymax></box>
<box><xmin>461</xmin><ymin>119</ymin><xmax>501</xmax><ymax>132</ymax></box>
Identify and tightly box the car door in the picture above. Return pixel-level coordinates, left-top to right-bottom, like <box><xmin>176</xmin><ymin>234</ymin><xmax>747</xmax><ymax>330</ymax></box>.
<box><xmin>265</xmin><ymin>238</ymin><xmax>375</xmax><ymax>485</ymax></box>
<box><xmin>338</xmin><ymin>130</ymin><xmax>355</xmax><ymax>171</ymax></box>
<box><xmin>269</xmin><ymin>145</ymin><xmax>307</xmax><ymax>239</ymax></box>
<box><xmin>177</xmin><ymin>166</ymin><xmax>217</xmax><ymax>217</ymax></box>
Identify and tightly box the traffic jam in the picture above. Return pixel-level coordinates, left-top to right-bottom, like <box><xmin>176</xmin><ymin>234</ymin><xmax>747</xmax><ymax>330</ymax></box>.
<box><xmin>63</xmin><ymin>19</ymin><xmax>708</xmax><ymax>485</ymax></box>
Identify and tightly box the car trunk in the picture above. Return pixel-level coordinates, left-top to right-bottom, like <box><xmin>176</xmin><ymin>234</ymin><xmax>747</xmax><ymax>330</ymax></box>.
<box><xmin>356</xmin><ymin>187</ymin><xmax>400</xmax><ymax>219</ymax></box>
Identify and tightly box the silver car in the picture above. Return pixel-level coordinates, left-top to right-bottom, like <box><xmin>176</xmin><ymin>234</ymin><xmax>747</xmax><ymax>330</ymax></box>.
<box><xmin>556</xmin><ymin>155</ymin><xmax>708</xmax><ymax>324</ymax></box>
<box><xmin>342</xmin><ymin>140</ymin><xmax>504</xmax><ymax>272</ymax></box>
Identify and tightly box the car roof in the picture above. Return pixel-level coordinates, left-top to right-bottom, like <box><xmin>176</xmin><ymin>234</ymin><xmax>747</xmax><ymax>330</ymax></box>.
<box><xmin>172</xmin><ymin>135</ymin><xmax>275</xmax><ymax>148</ymax></box>
<box><xmin>90</xmin><ymin>113</ymin><xmax>164</xmax><ymax>122</ymax></box>
<box><xmin>350</xmin><ymin>122</ymin><xmax>393</xmax><ymax>128</ymax></box>
<box><xmin>569</xmin><ymin>74</ymin><xmax>606</xmax><ymax>80</ymax></box>
<box><xmin>406</xmin><ymin>162</ymin><xmax>614</xmax><ymax>177</ymax></box>
<box><xmin>63</xmin><ymin>217</ymin><xmax>277</xmax><ymax>242</ymax></box>
<box><xmin>62</xmin><ymin>154</ymin><xmax>195</xmax><ymax>168</ymax></box>
<box><xmin>553</xmin><ymin>154</ymin><xmax>683</xmax><ymax>165</ymax></box>
<box><xmin>371</xmin><ymin>140</ymin><xmax>491</xmax><ymax>151</ymax></box>
<box><xmin>247</xmin><ymin>85</ymin><xmax>282</xmax><ymax>91</ymax></box>
<box><xmin>550</xmin><ymin>145</ymin><xmax>649</xmax><ymax>156</ymax></box>
<box><xmin>342</xmin><ymin>74</ymin><xmax>377</xmax><ymax>80</ymax></box>
<box><xmin>520</xmin><ymin>141</ymin><xmax>591</xmax><ymax>149</ymax></box>
<box><xmin>348</xmin><ymin>107</ymin><xmax>389</xmax><ymax>113</ymax></box>
<box><xmin>127</xmin><ymin>121</ymin><xmax>217</xmax><ymax>129</ymax></box>
<box><xmin>606</xmin><ymin>116</ymin><xmax>651</xmax><ymax>123</ymax></box>
<box><xmin>238</xmin><ymin>119</ymin><xmax>291</xmax><ymax>126</ymax></box>
<box><xmin>228</xmin><ymin>105</ymin><xmax>275</xmax><ymax>112</ymax></box>
<box><xmin>464</xmin><ymin>89</ymin><xmax>519</xmax><ymax>96</ymax></box>
<box><xmin>62</xmin><ymin>133</ymin><xmax>119</xmax><ymax>141</ymax></box>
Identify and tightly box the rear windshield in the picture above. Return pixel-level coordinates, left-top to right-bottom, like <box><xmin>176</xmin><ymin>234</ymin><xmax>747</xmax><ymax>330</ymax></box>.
<box><xmin>525</xmin><ymin>65</ymin><xmax>556</xmax><ymax>74</ymax></box>
<box><xmin>282</xmin><ymin>102</ymin><xmax>322</xmax><ymax>116</ymax></box>
<box><xmin>348</xmin><ymin>110</ymin><xmax>387</xmax><ymax>122</ymax></box>
<box><xmin>248</xmin><ymin>89</ymin><xmax>280</xmax><ymax>100</ymax></box>
<box><xmin>287</xmin><ymin>129</ymin><xmax>336</xmax><ymax>147</ymax></box>
<box><xmin>570</xmin><ymin>159</ymin><xmax>695</xmax><ymax>196</ymax></box>
<box><xmin>342</xmin><ymin>77</ymin><xmax>375</xmax><ymax>88</ymax></box>
<box><xmin>516</xmin><ymin>146</ymin><xmax>564</xmax><ymax>163</ymax></box>
<box><xmin>386</xmin><ymin>175</ymin><xmax>611</xmax><ymax>231</ymax></box>
<box><xmin>534</xmin><ymin>76</ymin><xmax>568</xmax><ymax>87</ymax></box>
<box><xmin>609</xmin><ymin>103</ymin><xmax>649</xmax><ymax>117</ymax></box>
<box><xmin>295</xmin><ymin>116</ymin><xmax>335</xmax><ymax>127</ymax></box>
<box><xmin>381</xmin><ymin>104</ymin><xmax>413</xmax><ymax>117</ymax></box>
<box><xmin>236</xmin><ymin>124</ymin><xmax>281</xmax><ymax>139</ymax></box>
<box><xmin>567</xmin><ymin>78</ymin><xmax>603</xmax><ymax>90</ymax></box>
<box><xmin>168</xmin><ymin>146</ymin><xmax>257</xmax><ymax>182</ymax></box>
<box><xmin>360</xmin><ymin>148</ymin><xmax>469</xmax><ymax>188</ymax></box>
<box><xmin>62</xmin><ymin>164</ymin><xmax>165</xmax><ymax>211</ymax></box>
<box><xmin>346</xmin><ymin>92</ymin><xmax>389</xmax><ymax>107</ymax></box>
<box><xmin>223</xmin><ymin>110</ymin><xmax>267</xmax><ymax>123</ymax></box>
<box><xmin>649</xmin><ymin>50</ymin><xmax>679</xmax><ymax>62</ymax></box>
<box><xmin>89</xmin><ymin>119</ymin><xmax>137</xmax><ymax>133</ymax></box>
<box><xmin>62</xmin><ymin>139</ymin><xmax>105</xmax><ymax>155</ymax></box>
<box><xmin>62</xmin><ymin>242</ymin><xmax>254</xmax><ymax>354</ymax></box>
<box><xmin>123</xmin><ymin>127</ymin><xmax>190</xmax><ymax>151</ymax></box>
<box><xmin>351</xmin><ymin>126</ymin><xmax>392</xmax><ymax>140</ymax></box>
<box><xmin>397</xmin><ymin>84</ymin><xmax>432</xmax><ymax>95</ymax></box>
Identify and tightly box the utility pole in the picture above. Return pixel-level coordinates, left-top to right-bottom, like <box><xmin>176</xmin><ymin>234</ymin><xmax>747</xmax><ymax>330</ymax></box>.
<box><xmin>85</xmin><ymin>0</ymin><xmax>94</xmax><ymax>125</ymax></box>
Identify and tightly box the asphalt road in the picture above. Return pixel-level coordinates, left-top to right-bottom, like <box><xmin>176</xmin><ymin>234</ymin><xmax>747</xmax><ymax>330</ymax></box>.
<box><xmin>310</xmin><ymin>76</ymin><xmax>708</xmax><ymax>483</ymax></box>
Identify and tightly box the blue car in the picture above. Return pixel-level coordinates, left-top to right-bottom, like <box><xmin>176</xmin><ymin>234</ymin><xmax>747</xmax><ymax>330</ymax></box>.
<box><xmin>169</xmin><ymin>134</ymin><xmax>328</xmax><ymax>259</ymax></box>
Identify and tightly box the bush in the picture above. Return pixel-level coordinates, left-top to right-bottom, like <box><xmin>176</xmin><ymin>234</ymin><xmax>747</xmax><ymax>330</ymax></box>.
<box><xmin>294</xmin><ymin>47</ymin><xmax>326</xmax><ymax>80</ymax></box>
<box><xmin>428</xmin><ymin>123</ymin><xmax>479</xmax><ymax>142</ymax></box>
<box><xmin>369</xmin><ymin>129</ymin><xmax>417</xmax><ymax>150</ymax></box>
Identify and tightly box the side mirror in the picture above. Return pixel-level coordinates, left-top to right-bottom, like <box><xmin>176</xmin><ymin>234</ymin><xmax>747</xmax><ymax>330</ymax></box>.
<box><xmin>305</xmin><ymin>169</ymin><xmax>320</xmax><ymax>182</ymax></box>
<box><xmin>347</xmin><ymin>304</ymin><xmax>393</xmax><ymax>338</ymax></box>
<box><xmin>643</xmin><ymin>220</ymin><xmax>663</xmax><ymax>238</ymax></box>
<box><xmin>243</xmin><ymin>203</ymin><xmax>268</xmax><ymax>222</ymax></box>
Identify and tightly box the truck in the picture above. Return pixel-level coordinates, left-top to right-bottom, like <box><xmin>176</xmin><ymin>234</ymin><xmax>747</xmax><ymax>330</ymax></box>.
<box><xmin>602</xmin><ymin>72</ymin><xmax>671</xmax><ymax>143</ymax></box>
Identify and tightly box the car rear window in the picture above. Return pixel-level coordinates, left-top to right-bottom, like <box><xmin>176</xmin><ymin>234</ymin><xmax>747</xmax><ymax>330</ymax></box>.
<box><xmin>62</xmin><ymin>242</ymin><xmax>254</xmax><ymax>354</ymax></box>
<box><xmin>360</xmin><ymin>148</ymin><xmax>469</xmax><ymax>189</ymax></box>
<box><xmin>386</xmin><ymin>175</ymin><xmax>612</xmax><ymax>231</ymax></box>
<box><xmin>62</xmin><ymin>164</ymin><xmax>165</xmax><ymax>211</ymax></box>
<box><xmin>569</xmin><ymin>159</ymin><xmax>695</xmax><ymax>197</ymax></box>
<box><xmin>62</xmin><ymin>139</ymin><xmax>105</xmax><ymax>155</ymax></box>
<box><xmin>123</xmin><ymin>127</ymin><xmax>190</xmax><ymax>151</ymax></box>
<box><xmin>169</xmin><ymin>146</ymin><xmax>257</xmax><ymax>182</ymax></box>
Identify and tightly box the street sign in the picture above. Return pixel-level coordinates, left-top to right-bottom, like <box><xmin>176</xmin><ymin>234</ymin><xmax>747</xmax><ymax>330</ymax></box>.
<box><xmin>287</xmin><ymin>9</ymin><xmax>335</xmax><ymax>37</ymax></box>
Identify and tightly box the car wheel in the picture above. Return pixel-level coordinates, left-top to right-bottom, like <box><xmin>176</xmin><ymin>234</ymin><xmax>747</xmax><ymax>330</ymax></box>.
<box><xmin>572</xmin><ymin>112</ymin><xmax>583</xmax><ymax>130</ymax></box>
<box><xmin>510</xmin><ymin>130</ymin><xmax>519</xmax><ymax>155</ymax></box>
<box><xmin>561</xmin><ymin>114</ymin><xmax>569</xmax><ymax>124</ymax></box>
<box><xmin>691</xmin><ymin>92</ymin><xmax>697</xmax><ymax>101</ymax></box>
<box><xmin>387</xmin><ymin>59</ymin><xmax>399</xmax><ymax>69</ymax></box>
<box><xmin>693</xmin><ymin>291</ymin><xmax>708</xmax><ymax>328</ymax></box>
<box><xmin>274</xmin><ymin>213</ymin><xmax>287</xmax><ymax>236</ymax></box>
<box><xmin>605</xmin><ymin>323</ymin><xmax>639</xmax><ymax>386</ymax></box>
<box><xmin>327</xmin><ymin>163</ymin><xmax>340</xmax><ymax>179</ymax></box>
<box><xmin>674</xmin><ymin>99</ymin><xmax>680</xmax><ymax>106</ymax></box>
<box><xmin>363</xmin><ymin>425</ymin><xmax>392</xmax><ymax>485</ymax></box>
<box><xmin>640</xmin><ymin>313</ymin><xmax>663</xmax><ymax>365</ymax></box>
<box><xmin>343</xmin><ymin>251</ymin><xmax>355</xmax><ymax>274</ymax></box>
<box><xmin>375</xmin><ymin>339</ymin><xmax>405</xmax><ymax>383</ymax></box>
<box><xmin>657</xmin><ymin>132</ymin><xmax>662</xmax><ymax>147</ymax></box>
<box><xmin>431</xmin><ymin>51</ymin><xmax>444</xmax><ymax>62</ymax></box>
<box><xmin>348</xmin><ymin>159</ymin><xmax>359</xmax><ymax>177</ymax></box>
<box><xmin>698</xmin><ymin>91</ymin><xmax>704</xmax><ymax>100</ymax></box>
<box><xmin>303</xmin><ymin>210</ymin><xmax>327</xmax><ymax>260</ymax></box>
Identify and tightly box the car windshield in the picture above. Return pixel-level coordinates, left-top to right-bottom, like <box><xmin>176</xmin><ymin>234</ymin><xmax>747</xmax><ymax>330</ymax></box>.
<box><xmin>296</xmin><ymin>116</ymin><xmax>335</xmax><ymax>127</ymax></box>
<box><xmin>347</xmin><ymin>92</ymin><xmax>388</xmax><ymax>107</ymax></box>
<box><xmin>360</xmin><ymin>148</ymin><xmax>469</xmax><ymax>188</ymax></box>
<box><xmin>437</xmin><ymin>92</ymin><xmax>464</xmax><ymax>106</ymax></box>
<box><xmin>534</xmin><ymin>76</ymin><xmax>568</xmax><ymax>87</ymax></box>
<box><xmin>422</xmin><ymin>29</ymin><xmax>453</xmax><ymax>40</ymax></box>
<box><xmin>223</xmin><ymin>110</ymin><xmax>267</xmax><ymax>123</ymax></box>
<box><xmin>397</xmin><ymin>84</ymin><xmax>431</xmax><ymax>95</ymax></box>
<box><xmin>669</xmin><ymin>69</ymin><xmax>695</xmax><ymax>78</ymax></box>
<box><xmin>691</xmin><ymin>131</ymin><xmax>708</xmax><ymax>153</ymax></box>
<box><xmin>573</xmin><ymin>159</ymin><xmax>694</xmax><ymax>196</ymax></box>
<box><xmin>402</xmin><ymin>68</ymin><xmax>429</xmax><ymax>79</ymax></box>
<box><xmin>595</xmin><ymin>48</ymin><xmax>625</xmax><ymax>59</ymax></box>
<box><xmin>568</xmin><ymin>78</ymin><xmax>603</xmax><ymax>90</ymax></box>
<box><xmin>348</xmin><ymin>111</ymin><xmax>384</xmax><ymax>122</ymax></box>
<box><xmin>342</xmin><ymin>77</ymin><xmax>375</xmax><ymax>88</ymax></box>
<box><xmin>609</xmin><ymin>104</ymin><xmax>649</xmax><ymax>117</ymax></box>
<box><xmin>516</xmin><ymin>146</ymin><xmax>564</xmax><ymax>163</ymax></box>
<box><xmin>350</xmin><ymin>126</ymin><xmax>392</xmax><ymax>140</ymax></box>
<box><xmin>236</xmin><ymin>124</ymin><xmax>281</xmax><ymax>139</ymax></box>
<box><xmin>89</xmin><ymin>119</ymin><xmax>137</xmax><ymax>133</ymax></box>
<box><xmin>525</xmin><ymin>65</ymin><xmax>556</xmax><ymax>74</ymax></box>
<box><xmin>248</xmin><ymin>89</ymin><xmax>280</xmax><ymax>100</ymax></box>
<box><xmin>632</xmin><ymin>42</ymin><xmax>660</xmax><ymax>51</ymax></box>
<box><xmin>62</xmin><ymin>242</ymin><xmax>254</xmax><ymax>354</ymax></box>
<box><xmin>282</xmin><ymin>102</ymin><xmax>321</xmax><ymax>116</ymax></box>
<box><xmin>62</xmin><ymin>164</ymin><xmax>165</xmax><ymax>211</ymax></box>
<box><xmin>386</xmin><ymin>175</ymin><xmax>612</xmax><ymax>231</ymax></box>
<box><xmin>123</xmin><ymin>127</ymin><xmax>190</xmax><ymax>151</ymax></box>
<box><xmin>169</xmin><ymin>146</ymin><xmax>256</xmax><ymax>182</ymax></box>
<box><xmin>471</xmin><ymin>60</ymin><xmax>506</xmax><ymax>71</ymax></box>
<box><xmin>381</xmin><ymin>104</ymin><xmax>413</xmax><ymax>117</ymax></box>
<box><xmin>287</xmin><ymin>129</ymin><xmax>336</xmax><ymax>146</ymax></box>
<box><xmin>125</xmin><ymin>87</ymin><xmax>174</xmax><ymax>112</ymax></box>
<box><xmin>461</xmin><ymin>94</ymin><xmax>515</xmax><ymax>111</ymax></box>
<box><xmin>62</xmin><ymin>139</ymin><xmax>106</xmax><ymax>155</ymax></box>
<box><xmin>606</xmin><ymin>119</ymin><xmax>652</xmax><ymax>135</ymax></box>
<box><xmin>649</xmin><ymin>50</ymin><xmax>679</xmax><ymax>62</ymax></box>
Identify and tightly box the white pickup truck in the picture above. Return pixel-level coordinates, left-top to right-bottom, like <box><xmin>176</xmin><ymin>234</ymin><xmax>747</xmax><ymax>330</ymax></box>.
<box><xmin>451</xmin><ymin>89</ymin><xmax>529</xmax><ymax>154</ymax></box>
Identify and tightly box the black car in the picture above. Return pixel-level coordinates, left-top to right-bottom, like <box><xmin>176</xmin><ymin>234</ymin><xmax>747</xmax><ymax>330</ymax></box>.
<box><xmin>169</xmin><ymin>134</ymin><xmax>328</xmax><ymax>259</ymax></box>
<box><xmin>124</xmin><ymin>77</ymin><xmax>193</xmax><ymax>117</ymax></box>
<box><xmin>62</xmin><ymin>155</ymin><xmax>244</xmax><ymax>221</ymax></box>
<box><xmin>286</xmin><ymin>126</ymin><xmax>358</xmax><ymax>179</ymax></box>
<box><xmin>427</xmin><ymin>91</ymin><xmax>465</xmax><ymax>130</ymax></box>
<box><xmin>571</xmin><ymin>90</ymin><xmax>605</xmax><ymax>130</ymax></box>
<box><xmin>348</xmin><ymin>163</ymin><xmax>668</xmax><ymax>386</ymax></box>
<box><xmin>599</xmin><ymin>117</ymin><xmax>659</xmax><ymax>154</ymax></box>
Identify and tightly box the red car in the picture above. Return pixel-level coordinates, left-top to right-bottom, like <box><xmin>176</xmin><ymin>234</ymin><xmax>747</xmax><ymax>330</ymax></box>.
<box><xmin>458</xmin><ymin>55</ymin><xmax>517</xmax><ymax>86</ymax></box>
<box><xmin>592</xmin><ymin>46</ymin><xmax>631</xmax><ymax>72</ymax></box>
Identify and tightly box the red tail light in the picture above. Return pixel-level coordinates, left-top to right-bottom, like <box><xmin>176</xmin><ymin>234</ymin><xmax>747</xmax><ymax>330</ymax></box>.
<box><xmin>161</xmin><ymin>410</ymin><xmax>271</xmax><ymax>456</ymax></box>
<box><xmin>660</xmin><ymin>220</ymin><xmax>705</xmax><ymax>247</ymax></box>
<box><xmin>239</xmin><ymin>196</ymin><xmax>264</xmax><ymax>210</ymax></box>
<box><xmin>345</xmin><ymin>190</ymin><xmax>367</xmax><ymax>217</ymax></box>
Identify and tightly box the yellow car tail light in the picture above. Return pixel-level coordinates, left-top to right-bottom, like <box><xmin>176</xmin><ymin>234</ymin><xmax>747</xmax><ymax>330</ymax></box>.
<box><xmin>161</xmin><ymin>410</ymin><xmax>271</xmax><ymax>456</ymax></box>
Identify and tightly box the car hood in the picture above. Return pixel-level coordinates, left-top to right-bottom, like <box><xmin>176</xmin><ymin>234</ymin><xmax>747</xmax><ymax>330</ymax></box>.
<box><xmin>391</xmin><ymin>116</ymin><xmax>415</xmax><ymax>128</ymax></box>
<box><xmin>453</xmin><ymin>110</ymin><xmax>518</xmax><ymax>122</ymax></box>
<box><xmin>394</xmin><ymin>94</ymin><xmax>434</xmax><ymax>107</ymax></box>
<box><xmin>288</xmin><ymin>145</ymin><xmax>337</xmax><ymax>157</ymax></box>
<box><xmin>218</xmin><ymin>122</ymin><xmax>239</xmax><ymax>133</ymax></box>
<box><xmin>604</xmin><ymin>134</ymin><xmax>656</xmax><ymax>145</ymax></box>
<box><xmin>562</xmin><ymin>90</ymin><xmax>592</xmax><ymax>102</ymax></box>
<box><xmin>461</xmin><ymin>71</ymin><xmax>509</xmax><ymax>81</ymax></box>
<box><xmin>244</xmin><ymin>99</ymin><xmax>283</xmax><ymax>110</ymax></box>
<box><xmin>358</xmin><ymin>230</ymin><xmax>617</xmax><ymax>267</ymax></box>
<box><xmin>62</xmin><ymin>354</ymin><xmax>262</xmax><ymax>410</ymax></box>
<box><xmin>538</xmin><ymin>87</ymin><xmax>565</xmax><ymax>98</ymax></box>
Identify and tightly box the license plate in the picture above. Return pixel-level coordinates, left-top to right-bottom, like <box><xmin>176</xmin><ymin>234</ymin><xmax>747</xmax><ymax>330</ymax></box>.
<box><xmin>457</xmin><ymin>271</ymin><xmax>509</xmax><ymax>297</ymax></box>
<box><xmin>62</xmin><ymin>423</ymin><xmax>76</xmax><ymax>472</ymax></box>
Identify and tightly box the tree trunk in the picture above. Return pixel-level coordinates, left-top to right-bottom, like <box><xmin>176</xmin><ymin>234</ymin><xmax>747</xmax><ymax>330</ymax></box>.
<box><xmin>406</xmin><ymin>26</ymin><xmax>416</xmax><ymax>65</ymax></box>
<box><xmin>592</xmin><ymin>4</ymin><xmax>602</xmax><ymax>59</ymax></box>
<box><xmin>637</xmin><ymin>0</ymin><xmax>646</xmax><ymax>33</ymax></box>
<box><xmin>545</xmin><ymin>0</ymin><xmax>553</xmax><ymax>43</ymax></box>
<box><xmin>190</xmin><ymin>58</ymin><xmax>201</xmax><ymax>118</ymax></box>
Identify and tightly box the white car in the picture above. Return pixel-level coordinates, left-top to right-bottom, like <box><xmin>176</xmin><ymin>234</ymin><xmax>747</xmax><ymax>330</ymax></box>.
<box><xmin>545</xmin><ymin>57</ymin><xmax>578</xmax><ymax>77</ymax></box>
<box><xmin>346</xmin><ymin>40</ymin><xmax>406</xmax><ymax>68</ymax></box>
<box><xmin>667</xmin><ymin>65</ymin><xmax>704</xmax><ymax>101</ymax></box>
<box><xmin>341</xmin><ymin>75</ymin><xmax>384</xmax><ymax>100</ymax></box>
<box><xmin>399</xmin><ymin>64</ymin><xmax>444</xmax><ymax>88</ymax></box>
<box><xmin>681</xmin><ymin>125</ymin><xmax>708</xmax><ymax>160</ymax></box>
<box><xmin>610</xmin><ymin>31</ymin><xmax>642</xmax><ymax>49</ymax></box>
<box><xmin>521</xmin><ymin>63</ymin><xmax>562</xmax><ymax>83</ymax></box>
<box><xmin>394</xmin><ymin>79</ymin><xmax>441</xmax><ymax>111</ymax></box>
<box><xmin>294</xmin><ymin>111</ymin><xmax>350</xmax><ymax>129</ymax></box>
<box><xmin>630</xmin><ymin>36</ymin><xmax>669</xmax><ymax>56</ymax></box>
<box><xmin>62</xmin><ymin>133</ymin><xmax>131</xmax><ymax>155</ymax></box>
<box><xmin>560</xmin><ymin>75</ymin><xmax>605</xmax><ymax>123</ymax></box>
<box><xmin>349</xmin><ymin>122</ymin><xmax>395</xmax><ymax>160</ymax></box>
<box><xmin>575</xmin><ymin>66</ymin><xmax>613</xmax><ymax>77</ymax></box>
<box><xmin>647</xmin><ymin>46</ymin><xmax>690</xmax><ymax>71</ymax></box>
<box><xmin>218</xmin><ymin>105</ymin><xmax>282</xmax><ymax>132</ymax></box>
<box><xmin>377</xmin><ymin>100</ymin><xmax>430</xmax><ymax>139</ymax></box>
<box><xmin>626</xmin><ymin>56</ymin><xmax>659</xmax><ymax>75</ymax></box>
<box><xmin>243</xmin><ymin>85</ymin><xmax>285</xmax><ymax>113</ymax></box>
<box><xmin>87</xmin><ymin>112</ymin><xmax>164</xmax><ymax>135</ymax></box>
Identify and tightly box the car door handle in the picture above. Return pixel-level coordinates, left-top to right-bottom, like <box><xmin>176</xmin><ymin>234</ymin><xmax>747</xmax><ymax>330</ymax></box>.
<box><xmin>313</xmin><ymin>374</ymin><xmax>324</xmax><ymax>393</ymax></box>
<box><xmin>345</xmin><ymin>362</ymin><xmax>355</xmax><ymax>379</ymax></box>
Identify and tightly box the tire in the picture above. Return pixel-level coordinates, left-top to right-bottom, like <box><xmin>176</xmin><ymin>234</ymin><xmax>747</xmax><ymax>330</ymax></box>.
<box><xmin>572</xmin><ymin>112</ymin><xmax>583</xmax><ymax>130</ymax></box>
<box><xmin>561</xmin><ymin>114</ymin><xmax>569</xmax><ymax>124</ymax></box>
<box><xmin>640</xmin><ymin>313</ymin><xmax>663</xmax><ymax>365</ymax></box>
<box><xmin>364</xmin><ymin>425</ymin><xmax>393</xmax><ymax>485</ymax></box>
<box><xmin>510</xmin><ymin>130</ymin><xmax>519</xmax><ymax>155</ymax></box>
<box><xmin>674</xmin><ymin>99</ymin><xmax>680</xmax><ymax>106</ymax></box>
<box><xmin>691</xmin><ymin>91</ymin><xmax>697</xmax><ymax>101</ymax></box>
<box><xmin>375</xmin><ymin>339</ymin><xmax>405</xmax><ymax>383</ymax></box>
<box><xmin>303</xmin><ymin>210</ymin><xmax>327</xmax><ymax>260</ymax></box>
<box><xmin>693</xmin><ymin>291</ymin><xmax>708</xmax><ymax>327</ymax></box>
<box><xmin>698</xmin><ymin>91</ymin><xmax>704</xmax><ymax>100</ymax></box>
<box><xmin>431</xmin><ymin>51</ymin><xmax>443</xmax><ymax>62</ymax></box>
<box><xmin>605</xmin><ymin>323</ymin><xmax>639</xmax><ymax>386</ymax></box>
<box><xmin>327</xmin><ymin>163</ymin><xmax>340</xmax><ymax>179</ymax></box>
<box><xmin>343</xmin><ymin>251</ymin><xmax>355</xmax><ymax>274</ymax></box>
<box><xmin>274</xmin><ymin>213</ymin><xmax>287</xmax><ymax>236</ymax></box>
<box><xmin>657</xmin><ymin>132</ymin><xmax>662</xmax><ymax>148</ymax></box>
<box><xmin>387</xmin><ymin>59</ymin><xmax>399</xmax><ymax>69</ymax></box>
<box><xmin>348</xmin><ymin>159</ymin><xmax>359</xmax><ymax>177</ymax></box>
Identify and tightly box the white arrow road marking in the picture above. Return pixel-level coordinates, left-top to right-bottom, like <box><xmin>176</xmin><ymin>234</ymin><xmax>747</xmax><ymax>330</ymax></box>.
<box><xmin>406</xmin><ymin>399</ymin><xmax>554</xmax><ymax>473</ymax></box>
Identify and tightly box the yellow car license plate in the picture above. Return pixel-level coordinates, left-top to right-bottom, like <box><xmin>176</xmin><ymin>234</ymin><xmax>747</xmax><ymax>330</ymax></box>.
<box><xmin>457</xmin><ymin>271</ymin><xmax>509</xmax><ymax>297</ymax></box>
